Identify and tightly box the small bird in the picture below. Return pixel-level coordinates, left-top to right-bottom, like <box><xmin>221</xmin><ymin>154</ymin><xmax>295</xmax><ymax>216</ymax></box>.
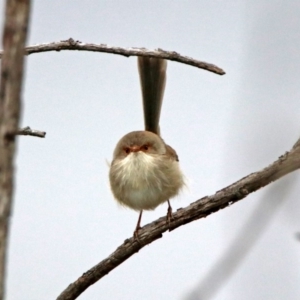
<box><xmin>109</xmin><ymin>57</ymin><xmax>184</xmax><ymax>237</ymax></box>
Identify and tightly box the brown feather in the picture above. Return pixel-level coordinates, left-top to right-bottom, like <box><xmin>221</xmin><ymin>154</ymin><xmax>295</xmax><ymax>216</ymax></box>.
<box><xmin>138</xmin><ymin>57</ymin><xmax>167</xmax><ymax>135</ymax></box>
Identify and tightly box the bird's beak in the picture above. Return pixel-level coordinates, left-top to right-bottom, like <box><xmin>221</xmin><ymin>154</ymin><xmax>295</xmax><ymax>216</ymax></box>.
<box><xmin>130</xmin><ymin>145</ymin><xmax>140</xmax><ymax>153</ymax></box>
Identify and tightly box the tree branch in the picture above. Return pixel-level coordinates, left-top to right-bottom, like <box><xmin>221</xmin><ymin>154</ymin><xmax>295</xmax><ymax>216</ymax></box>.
<box><xmin>16</xmin><ymin>126</ymin><xmax>46</xmax><ymax>138</ymax></box>
<box><xmin>57</xmin><ymin>140</ymin><xmax>300</xmax><ymax>300</ymax></box>
<box><xmin>0</xmin><ymin>38</ymin><xmax>225</xmax><ymax>75</ymax></box>
<box><xmin>0</xmin><ymin>0</ymin><xmax>31</xmax><ymax>298</ymax></box>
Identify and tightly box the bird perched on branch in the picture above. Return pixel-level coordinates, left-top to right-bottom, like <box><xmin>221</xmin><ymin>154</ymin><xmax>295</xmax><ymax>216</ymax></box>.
<box><xmin>109</xmin><ymin>57</ymin><xmax>184</xmax><ymax>237</ymax></box>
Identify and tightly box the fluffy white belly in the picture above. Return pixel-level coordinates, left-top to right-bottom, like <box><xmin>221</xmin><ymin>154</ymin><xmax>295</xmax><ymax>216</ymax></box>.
<box><xmin>110</xmin><ymin>152</ymin><xmax>183</xmax><ymax>211</ymax></box>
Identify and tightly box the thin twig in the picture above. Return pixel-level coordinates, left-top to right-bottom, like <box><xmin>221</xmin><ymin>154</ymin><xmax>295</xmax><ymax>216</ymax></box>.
<box><xmin>0</xmin><ymin>0</ymin><xmax>31</xmax><ymax>298</ymax></box>
<box><xmin>57</xmin><ymin>140</ymin><xmax>300</xmax><ymax>300</ymax></box>
<box><xmin>16</xmin><ymin>126</ymin><xmax>46</xmax><ymax>138</ymax></box>
<box><xmin>0</xmin><ymin>38</ymin><xmax>226</xmax><ymax>75</ymax></box>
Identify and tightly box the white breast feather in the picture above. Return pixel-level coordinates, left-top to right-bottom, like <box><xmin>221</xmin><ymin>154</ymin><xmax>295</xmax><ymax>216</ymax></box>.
<box><xmin>111</xmin><ymin>152</ymin><xmax>182</xmax><ymax>210</ymax></box>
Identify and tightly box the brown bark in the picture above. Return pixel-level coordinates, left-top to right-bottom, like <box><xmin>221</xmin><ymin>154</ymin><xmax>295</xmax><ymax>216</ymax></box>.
<box><xmin>0</xmin><ymin>0</ymin><xmax>31</xmax><ymax>298</ymax></box>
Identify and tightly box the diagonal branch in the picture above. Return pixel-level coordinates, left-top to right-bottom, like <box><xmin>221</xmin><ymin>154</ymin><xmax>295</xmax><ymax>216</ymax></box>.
<box><xmin>0</xmin><ymin>38</ymin><xmax>226</xmax><ymax>75</ymax></box>
<box><xmin>0</xmin><ymin>0</ymin><xmax>31</xmax><ymax>298</ymax></box>
<box><xmin>57</xmin><ymin>139</ymin><xmax>300</xmax><ymax>300</ymax></box>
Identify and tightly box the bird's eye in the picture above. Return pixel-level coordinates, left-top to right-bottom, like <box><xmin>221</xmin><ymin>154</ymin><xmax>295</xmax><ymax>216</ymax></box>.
<box><xmin>142</xmin><ymin>145</ymin><xmax>149</xmax><ymax>151</ymax></box>
<box><xmin>124</xmin><ymin>147</ymin><xmax>130</xmax><ymax>154</ymax></box>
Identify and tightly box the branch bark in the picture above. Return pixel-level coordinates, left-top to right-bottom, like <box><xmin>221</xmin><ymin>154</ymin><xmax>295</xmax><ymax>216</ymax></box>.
<box><xmin>0</xmin><ymin>38</ymin><xmax>226</xmax><ymax>75</ymax></box>
<box><xmin>16</xmin><ymin>126</ymin><xmax>46</xmax><ymax>138</ymax></box>
<box><xmin>57</xmin><ymin>139</ymin><xmax>300</xmax><ymax>300</ymax></box>
<box><xmin>0</xmin><ymin>0</ymin><xmax>31</xmax><ymax>298</ymax></box>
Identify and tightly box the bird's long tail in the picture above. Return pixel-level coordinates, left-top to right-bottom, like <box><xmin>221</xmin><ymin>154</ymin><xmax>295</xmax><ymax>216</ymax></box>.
<box><xmin>138</xmin><ymin>57</ymin><xmax>167</xmax><ymax>136</ymax></box>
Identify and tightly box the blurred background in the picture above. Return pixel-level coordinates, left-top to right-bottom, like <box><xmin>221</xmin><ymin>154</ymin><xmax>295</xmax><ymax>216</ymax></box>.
<box><xmin>1</xmin><ymin>1</ymin><xmax>300</xmax><ymax>299</ymax></box>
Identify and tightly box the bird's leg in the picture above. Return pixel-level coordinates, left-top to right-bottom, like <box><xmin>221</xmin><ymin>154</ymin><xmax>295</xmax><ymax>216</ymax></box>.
<box><xmin>133</xmin><ymin>210</ymin><xmax>143</xmax><ymax>238</ymax></box>
<box><xmin>166</xmin><ymin>200</ymin><xmax>173</xmax><ymax>228</ymax></box>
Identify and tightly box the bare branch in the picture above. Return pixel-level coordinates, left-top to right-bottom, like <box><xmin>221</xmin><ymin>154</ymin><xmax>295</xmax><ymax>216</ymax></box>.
<box><xmin>16</xmin><ymin>126</ymin><xmax>46</xmax><ymax>138</ymax></box>
<box><xmin>0</xmin><ymin>38</ymin><xmax>225</xmax><ymax>75</ymax></box>
<box><xmin>57</xmin><ymin>140</ymin><xmax>300</xmax><ymax>300</ymax></box>
<box><xmin>293</xmin><ymin>137</ymin><xmax>300</xmax><ymax>149</ymax></box>
<box><xmin>0</xmin><ymin>0</ymin><xmax>31</xmax><ymax>298</ymax></box>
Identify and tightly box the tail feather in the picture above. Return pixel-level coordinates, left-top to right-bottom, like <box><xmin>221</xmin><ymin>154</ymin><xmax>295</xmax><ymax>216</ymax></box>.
<box><xmin>138</xmin><ymin>57</ymin><xmax>167</xmax><ymax>135</ymax></box>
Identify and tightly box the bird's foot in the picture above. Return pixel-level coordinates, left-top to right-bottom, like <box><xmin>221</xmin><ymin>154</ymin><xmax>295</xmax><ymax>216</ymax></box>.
<box><xmin>166</xmin><ymin>200</ymin><xmax>173</xmax><ymax>229</ymax></box>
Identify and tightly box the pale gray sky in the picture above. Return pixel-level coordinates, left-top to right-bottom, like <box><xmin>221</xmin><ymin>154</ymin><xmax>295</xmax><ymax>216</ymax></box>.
<box><xmin>1</xmin><ymin>1</ymin><xmax>300</xmax><ymax>299</ymax></box>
